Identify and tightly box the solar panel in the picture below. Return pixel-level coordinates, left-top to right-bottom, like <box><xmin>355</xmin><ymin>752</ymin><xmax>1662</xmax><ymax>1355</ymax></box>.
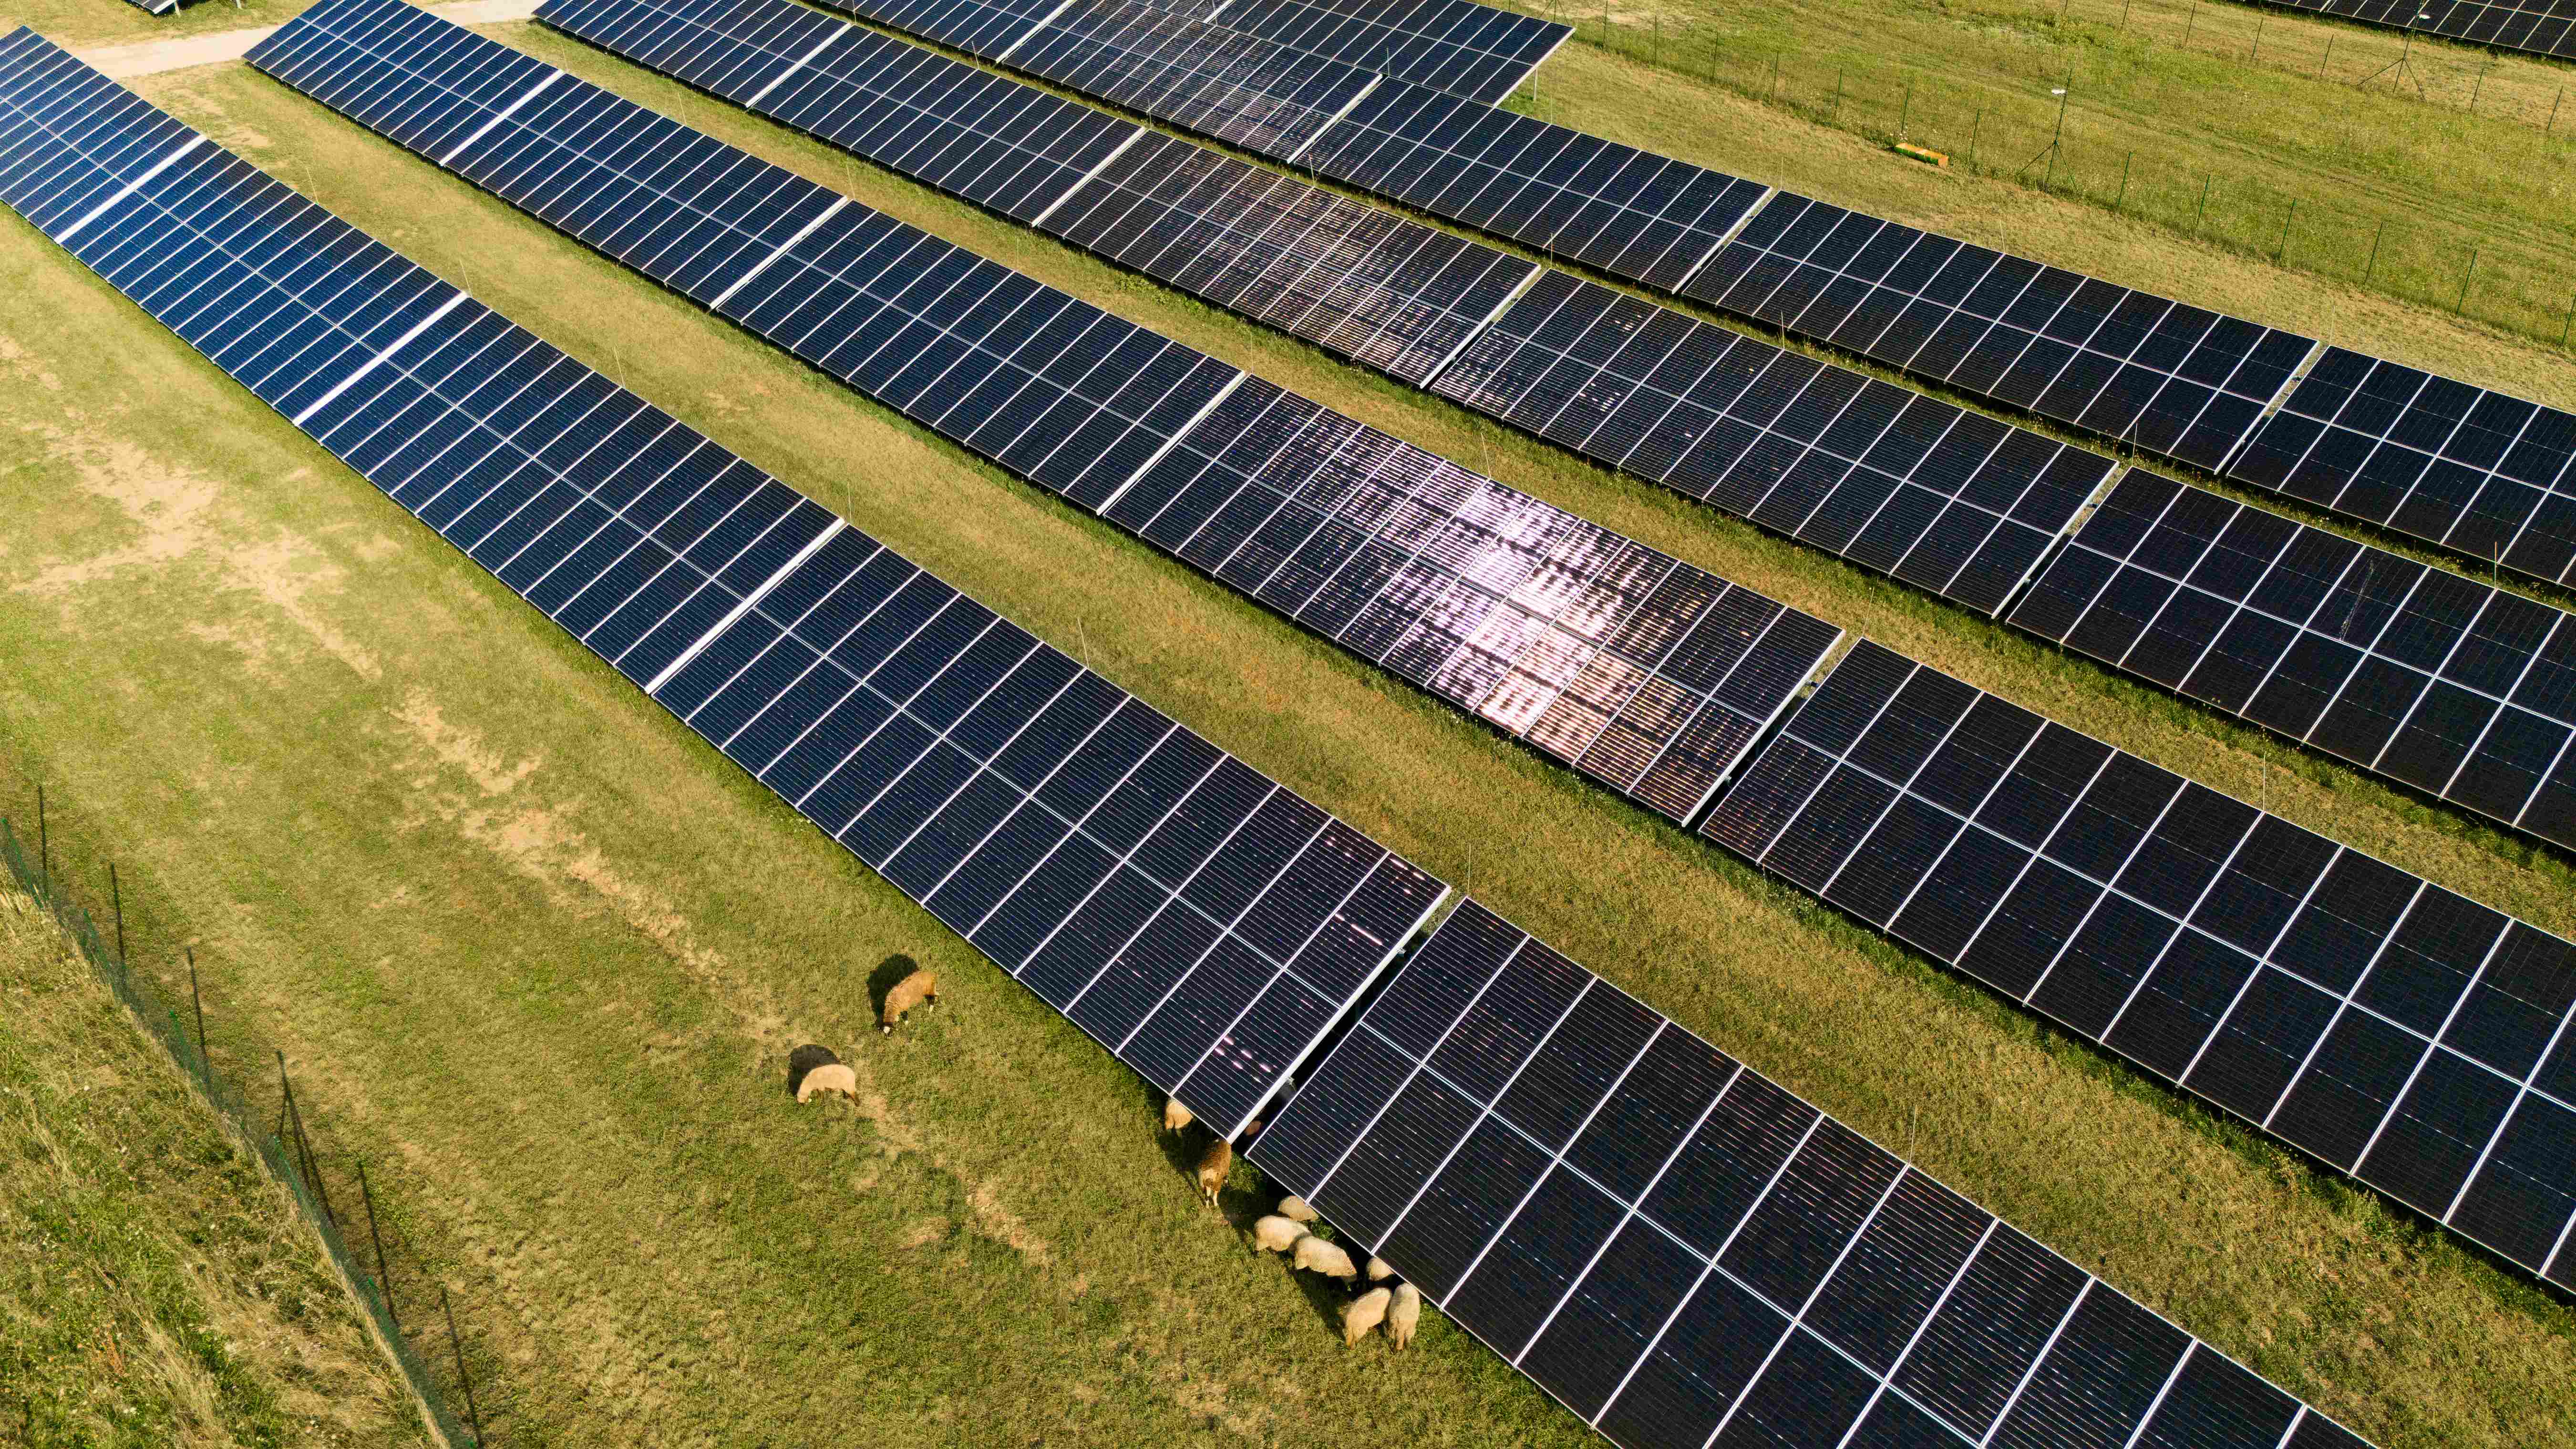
<box><xmin>1690</xmin><ymin>193</ymin><xmax>2318</xmax><ymax>477</ymax></box>
<box><xmin>0</xmin><ymin>22</ymin><xmax>1455</xmax><ymax>1138</ymax></box>
<box><xmin>1175</xmin><ymin>0</ymin><xmax>1573</xmax><ymax>103</ymax></box>
<box><xmin>2262</xmin><ymin>0</ymin><xmax>2576</xmax><ymax>62</ymax></box>
<box><xmin>2229</xmin><ymin>347</ymin><xmax>2576</xmax><ymax>589</ymax></box>
<box><xmin>2010</xmin><ymin>470</ymin><xmax>2576</xmax><ymax>852</ymax></box>
<box><xmin>1252</xmin><ymin>898</ymin><xmax>2386</xmax><ymax>1449</ymax></box>
<box><xmin>1435</xmin><ymin>271</ymin><xmax>2114</xmax><ymax>615</ymax></box>
<box><xmin>538</xmin><ymin>0</ymin><xmax>2115</xmax><ymax>622</ymax></box>
<box><xmin>1701</xmin><ymin>639</ymin><xmax>2576</xmax><ymax>1291</ymax></box>
<box><xmin>1005</xmin><ymin>0</ymin><xmax>1378</xmax><ymax>156</ymax></box>
<box><xmin>260</xmin><ymin>0</ymin><xmax>1842</xmax><ymax>823</ymax></box>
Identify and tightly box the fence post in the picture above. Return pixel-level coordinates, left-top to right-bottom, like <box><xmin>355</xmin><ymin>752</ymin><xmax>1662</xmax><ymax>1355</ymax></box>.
<box><xmin>356</xmin><ymin>1157</ymin><xmax>402</xmax><ymax>1330</ymax></box>
<box><xmin>2320</xmin><ymin>32</ymin><xmax>2333</xmax><ymax>78</ymax></box>
<box><xmin>188</xmin><ymin>949</ymin><xmax>208</xmax><ymax>1087</ymax></box>
<box><xmin>2183</xmin><ymin>0</ymin><xmax>2197</xmax><ymax>49</ymax></box>
<box><xmin>1899</xmin><ymin>78</ymin><xmax>1912</xmax><ymax>140</ymax></box>
<box><xmin>35</xmin><ymin>782</ymin><xmax>46</xmax><ymax>894</ymax></box>
<box><xmin>2276</xmin><ymin>199</ymin><xmax>2297</xmax><ymax>264</ymax></box>
<box><xmin>2562</xmin><ymin>294</ymin><xmax>2574</xmax><ymax>348</ymax></box>
<box><xmin>2458</xmin><ymin>245</ymin><xmax>2478</xmax><ymax>311</ymax></box>
<box><xmin>2251</xmin><ymin>10</ymin><xmax>2265</xmax><ymax>61</ymax></box>
<box><xmin>443</xmin><ymin>1288</ymin><xmax>484</xmax><ymax>1444</ymax></box>
<box><xmin>1970</xmin><ymin>108</ymin><xmax>1984</xmax><ymax>167</ymax></box>
<box><xmin>2364</xmin><ymin>218</ymin><xmax>2385</xmax><ymax>285</ymax></box>
<box><xmin>2115</xmin><ymin>151</ymin><xmax>2132</xmax><ymax>212</ymax></box>
<box><xmin>109</xmin><ymin>862</ymin><xmax>124</xmax><ymax>966</ymax></box>
<box><xmin>1831</xmin><ymin>67</ymin><xmax>1844</xmax><ymax>123</ymax></box>
<box><xmin>2470</xmin><ymin>52</ymin><xmax>2488</xmax><ymax>113</ymax></box>
<box><xmin>2195</xmin><ymin>174</ymin><xmax>2210</xmax><ymax>231</ymax></box>
<box><xmin>2551</xmin><ymin>85</ymin><xmax>2563</xmax><ymax>136</ymax></box>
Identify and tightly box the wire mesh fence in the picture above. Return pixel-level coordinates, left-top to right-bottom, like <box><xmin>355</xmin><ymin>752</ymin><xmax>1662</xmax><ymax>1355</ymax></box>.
<box><xmin>1506</xmin><ymin>0</ymin><xmax>2576</xmax><ymax>352</ymax></box>
<box><xmin>1</xmin><ymin>803</ymin><xmax>488</xmax><ymax>1448</ymax></box>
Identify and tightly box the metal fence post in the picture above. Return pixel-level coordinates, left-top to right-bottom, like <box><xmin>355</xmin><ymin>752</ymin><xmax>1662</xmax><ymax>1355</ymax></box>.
<box><xmin>2115</xmin><ymin>151</ymin><xmax>2132</xmax><ymax>212</ymax></box>
<box><xmin>35</xmin><ymin>782</ymin><xmax>46</xmax><ymax>894</ymax></box>
<box><xmin>109</xmin><ymin>862</ymin><xmax>124</xmax><ymax>965</ymax></box>
<box><xmin>188</xmin><ymin>949</ymin><xmax>208</xmax><ymax>1086</ymax></box>
<box><xmin>2458</xmin><ymin>245</ymin><xmax>2478</xmax><ymax>311</ymax></box>
<box><xmin>2277</xmin><ymin>199</ymin><xmax>2297</xmax><ymax>264</ymax></box>
<box><xmin>2364</xmin><ymin>219</ymin><xmax>2385</xmax><ymax>285</ymax></box>
<box><xmin>2195</xmin><ymin>174</ymin><xmax>2210</xmax><ymax>231</ymax></box>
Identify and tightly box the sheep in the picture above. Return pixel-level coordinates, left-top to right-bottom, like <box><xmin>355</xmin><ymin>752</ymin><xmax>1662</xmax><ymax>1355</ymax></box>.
<box><xmin>1386</xmin><ymin>1283</ymin><xmax>1421</xmax><ymax>1349</ymax></box>
<box><xmin>1290</xmin><ymin>1234</ymin><xmax>1357</xmax><ymax>1280</ymax></box>
<box><xmin>878</xmin><ymin>968</ymin><xmax>939</xmax><ymax>1034</ymax></box>
<box><xmin>1341</xmin><ymin>1286</ymin><xmax>1392</xmax><ymax>1347</ymax></box>
<box><xmin>1195</xmin><ymin>1136</ymin><xmax>1232</xmax><ymax>1207</ymax></box>
<box><xmin>1276</xmin><ymin>1195</ymin><xmax>1319</xmax><ymax>1224</ymax></box>
<box><xmin>1163</xmin><ymin>1096</ymin><xmax>1194</xmax><ymax>1134</ymax></box>
<box><xmin>786</xmin><ymin>1043</ymin><xmax>841</xmax><ymax>1097</ymax></box>
<box><xmin>795</xmin><ymin>1062</ymin><xmax>858</xmax><ymax>1103</ymax></box>
<box><xmin>1250</xmin><ymin>1215</ymin><xmax>1308</xmax><ymax>1254</ymax></box>
<box><xmin>1365</xmin><ymin>1256</ymin><xmax>1396</xmax><ymax>1282</ymax></box>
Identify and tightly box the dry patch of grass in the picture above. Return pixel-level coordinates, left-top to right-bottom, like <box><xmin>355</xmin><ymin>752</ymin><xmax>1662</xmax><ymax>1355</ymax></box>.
<box><xmin>0</xmin><ymin>888</ymin><xmax>428</xmax><ymax>1447</ymax></box>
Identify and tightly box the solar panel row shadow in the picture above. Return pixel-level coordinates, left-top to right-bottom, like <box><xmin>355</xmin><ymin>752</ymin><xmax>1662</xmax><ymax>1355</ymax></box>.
<box><xmin>2015</xmin><ymin>471</ymin><xmax>2576</xmax><ymax>853</ymax></box>
<box><xmin>1144</xmin><ymin>0</ymin><xmax>1573</xmax><ymax>103</ymax></box>
<box><xmin>2264</xmin><ymin>0</ymin><xmax>2576</xmax><ymax>61</ymax></box>
<box><xmin>1253</xmin><ymin>898</ymin><xmax>2384</xmax><ymax>1449</ymax></box>
<box><xmin>544</xmin><ymin>0</ymin><xmax>2115</xmax><ymax>618</ymax></box>
<box><xmin>1702</xmin><ymin>640</ymin><xmax>2576</xmax><ymax>1291</ymax></box>
<box><xmin>0</xmin><ymin>21</ymin><xmax>1449</xmax><ymax>1140</ymax></box>
<box><xmin>261</xmin><ymin>0</ymin><xmax>1842</xmax><ymax>824</ymax></box>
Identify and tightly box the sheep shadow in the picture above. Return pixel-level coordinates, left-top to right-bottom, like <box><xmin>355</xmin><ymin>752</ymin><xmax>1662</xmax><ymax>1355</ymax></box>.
<box><xmin>866</xmin><ymin>953</ymin><xmax>921</xmax><ymax>1026</ymax></box>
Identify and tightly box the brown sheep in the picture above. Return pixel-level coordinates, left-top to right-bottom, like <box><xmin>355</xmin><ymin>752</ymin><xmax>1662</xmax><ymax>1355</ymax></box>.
<box><xmin>1251</xmin><ymin>1216</ymin><xmax>1307</xmax><ymax>1254</ymax></box>
<box><xmin>795</xmin><ymin>1062</ymin><xmax>858</xmax><ymax>1103</ymax></box>
<box><xmin>878</xmin><ymin>968</ymin><xmax>939</xmax><ymax>1034</ymax></box>
<box><xmin>1163</xmin><ymin>1096</ymin><xmax>1195</xmax><ymax>1134</ymax></box>
<box><xmin>1195</xmin><ymin>1136</ymin><xmax>1232</xmax><ymax>1207</ymax></box>
<box><xmin>1341</xmin><ymin>1286</ymin><xmax>1392</xmax><ymax>1346</ymax></box>
<box><xmin>1276</xmin><ymin>1195</ymin><xmax>1319</xmax><ymax>1223</ymax></box>
<box><xmin>1290</xmin><ymin>1234</ymin><xmax>1357</xmax><ymax>1280</ymax></box>
<box><xmin>1387</xmin><ymin>1283</ymin><xmax>1421</xmax><ymax>1349</ymax></box>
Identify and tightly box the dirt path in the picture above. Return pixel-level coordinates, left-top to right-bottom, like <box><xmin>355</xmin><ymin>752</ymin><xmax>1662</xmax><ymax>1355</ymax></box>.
<box><xmin>73</xmin><ymin>0</ymin><xmax>538</xmax><ymax>78</ymax></box>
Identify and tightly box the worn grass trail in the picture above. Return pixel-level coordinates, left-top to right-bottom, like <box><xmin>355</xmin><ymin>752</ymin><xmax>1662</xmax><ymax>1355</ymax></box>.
<box><xmin>0</xmin><ymin>31</ymin><xmax>2569</xmax><ymax>1449</ymax></box>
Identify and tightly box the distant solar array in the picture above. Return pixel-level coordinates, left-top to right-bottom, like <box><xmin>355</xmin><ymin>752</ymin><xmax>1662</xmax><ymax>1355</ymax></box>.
<box><xmin>1130</xmin><ymin>0</ymin><xmax>1574</xmax><ymax>103</ymax></box>
<box><xmin>1705</xmin><ymin>641</ymin><xmax>2576</xmax><ymax>1293</ymax></box>
<box><xmin>823</xmin><ymin>0</ymin><xmax>2576</xmax><ymax>590</ymax></box>
<box><xmin>1256</xmin><ymin>901</ymin><xmax>2387</xmax><ymax>1449</ymax></box>
<box><xmin>2260</xmin><ymin>0</ymin><xmax>2576</xmax><ymax>63</ymax></box>
<box><xmin>252</xmin><ymin>0</ymin><xmax>1844</xmax><ymax>826</ymax></box>
<box><xmin>2</xmin><ymin>33</ymin><xmax>2402</xmax><ymax>1449</ymax></box>
<box><xmin>535</xmin><ymin>0</ymin><xmax>2116</xmax><ymax>618</ymax></box>
<box><xmin>2014</xmin><ymin>472</ymin><xmax>2576</xmax><ymax>851</ymax></box>
<box><xmin>0</xmin><ymin>23</ymin><xmax>1447</xmax><ymax>1141</ymax></box>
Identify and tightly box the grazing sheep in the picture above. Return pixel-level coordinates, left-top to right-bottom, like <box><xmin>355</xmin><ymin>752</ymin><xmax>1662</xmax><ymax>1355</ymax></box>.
<box><xmin>1195</xmin><ymin>1137</ymin><xmax>1233</xmax><ymax>1206</ymax></box>
<box><xmin>786</xmin><ymin>1043</ymin><xmax>841</xmax><ymax>1097</ymax></box>
<box><xmin>1387</xmin><ymin>1283</ymin><xmax>1421</xmax><ymax>1349</ymax></box>
<box><xmin>795</xmin><ymin>1062</ymin><xmax>858</xmax><ymax>1103</ymax></box>
<box><xmin>1290</xmin><ymin>1234</ymin><xmax>1357</xmax><ymax>1280</ymax></box>
<box><xmin>878</xmin><ymin>968</ymin><xmax>940</xmax><ymax>1034</ymax></box>
<box><xmin>1251</xmin><ymin>1216</ymin><xmax>1307</xmax><ymax>1254</ymax></box>
<box><xmin>1163</xmin><ymin>1096</ymin><xmax>1195</xmax><ymax>1134</ymax></box>
<box><xmin>1276</xmin><ymin>1195</ymin><xmax>1319</xmax><ymax>1224</ymax></box>
<box><xmin>1341</xmin><ymin>1286</ymin><xmax>1392</xmax><ymax>1346</ymax></box>
<box><xmin>1365</xmin><ymin>1256</ymin><xmax>1396</xmax><ymax>1282</ymax></box>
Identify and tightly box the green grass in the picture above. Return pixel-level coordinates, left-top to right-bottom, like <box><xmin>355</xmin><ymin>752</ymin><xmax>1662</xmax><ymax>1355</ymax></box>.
<box><xmin>0</xmin><ymin>20</ymin><xmax>2571</xmax><ymax>1449</ymax></box>
<box><xmin>1540</xmin><ymin>0</ymin><xmax>2576</xmax><ymax>348</ymax></box>
<box><xmin>0</xmin><ymin>889</ymin><xmax>429</xmax><ymax>1447</ymax></box>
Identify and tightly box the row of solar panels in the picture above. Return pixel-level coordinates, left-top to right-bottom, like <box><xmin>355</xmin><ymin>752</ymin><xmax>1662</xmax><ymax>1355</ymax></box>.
<box><xmin>0</xmin><ymin>26</ymin><xmax>2389</xmax><ymax>1449</ymax></box>
<box><xmin>2262</xmin><ymin>0</ymin><xmax>2576</xmax><ymax>63</ymax></box>
<box><xmin>1135</xmin><ymin>0</ymin><xmax>1572</xmax><ymax>103</ymax></box>
<box><xmin>235</xmin><ymin>0</ymin><xmax>2576</xmax><ymax>1307</ymax></box>
<box><xmin>523</xmin><ymin>0</ymin><xmax>2576</xmax><ymax>866</ymax></box>
<box><xmin>855</xmin><ymin>0</ymin><xmax>2576</xmax><ymax>605</ymax></box>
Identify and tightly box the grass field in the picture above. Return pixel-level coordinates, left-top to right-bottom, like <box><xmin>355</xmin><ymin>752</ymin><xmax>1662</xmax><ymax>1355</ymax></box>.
<box><xmin>1559</xmin><ymin>0</ymin><xmax>2576</xmax><ymax>345</ymax></box>
<box><xmin>0</xmin><ymin>888</ymin><xmax>428</xmax><ymax>1447</ymax></box>
<box><xmin>0</xmin><ymin>9</ymin><xmax>2572</xmax><ymax>1449</ymax></box>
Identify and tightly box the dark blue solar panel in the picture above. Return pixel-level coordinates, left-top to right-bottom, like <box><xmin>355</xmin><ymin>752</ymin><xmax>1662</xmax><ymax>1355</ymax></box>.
<box><xmin>1175</xmin><ymin>0</ymin><xmax>1572</xmax><ymax>103</ymax></box>
<box><xmin>1702</xmin><ymin>639</ymin><xmax>2576</xmax><ymax>1292</ymax></box>
<box><xmin>1253</xmin><ymin>899</ymin><xmax>2380</xmax><ymax>1449</ymax></box>
<box><xmin>2</xmin><ymin>21</ymin><xmax>1448</xmax><ymax>1139</ymax></box>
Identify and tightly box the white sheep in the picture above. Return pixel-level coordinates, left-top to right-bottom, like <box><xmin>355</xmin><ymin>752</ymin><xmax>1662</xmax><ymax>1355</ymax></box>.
<box><xmin>1290</xmin><ymin>1234</ymin><xmax>1357</xmax><ymax>1280</ymax></box>
<box><xmin>1163</xmin><ymin>1096</ymin><xmax>1195</xmax><ymax>1133</ymax></box>
<box><xmin>1341</xmin><ymin>1286</ymin><xmax>1392</xmax><ymax>1346</ymax></box>
<box><xmin>1365</xmin><ymin>1256</ymin><xmax>1396</xmax><ymax>1282</ymax></box>
<box><xmin>1387</xmin><ymin>1283</ymin><xmax>1421</xmax><ymax>1349</ymax></box>
<box><xmin>795</xmin><ymin>1062</ymin><xmax>858</xmax><ymax>1103</ymax></box>
<box><xmin>1276</xmin><ymin>1195</ymin><xmax>1319</xmax><ymax>1223</ymax></box>
<box><xmin>1251</xmin><ymin>1216</ymin><xmax>1308</xmax><ymax>1254</ymax></box>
